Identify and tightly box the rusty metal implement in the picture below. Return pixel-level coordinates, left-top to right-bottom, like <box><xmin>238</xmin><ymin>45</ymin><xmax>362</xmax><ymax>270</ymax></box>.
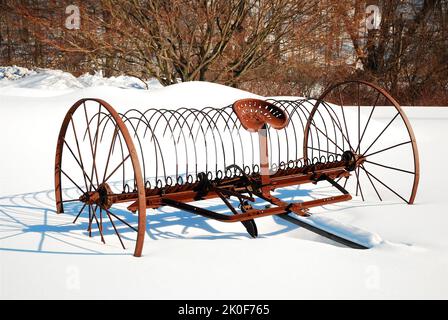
<box><xmin>55</xmin><ymin>80</ymin><xmax>419</xmax><ymax>257</ymax></box>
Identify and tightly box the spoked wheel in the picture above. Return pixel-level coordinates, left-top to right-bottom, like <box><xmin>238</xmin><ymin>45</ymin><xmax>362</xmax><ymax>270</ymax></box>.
<box><xmin>303</xmin><ymin>80</ymin><xmax>419</xmax><ymax>204</ymax></box>
<box><xmin>55</xmin><ymin>99</ymin><xmax>146</xmax><ymax>256</ymax></box>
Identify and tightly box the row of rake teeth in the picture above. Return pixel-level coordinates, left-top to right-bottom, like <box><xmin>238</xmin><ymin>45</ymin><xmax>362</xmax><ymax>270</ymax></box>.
<box><xmin>82</xmin><ymin>99</ymin><xmax>346</xmax><ymax>194</ymax></box>
<box><xmin>117</xmin><ymin>154</ymin><xmax>345</xmax><ymax>194</ymax></box>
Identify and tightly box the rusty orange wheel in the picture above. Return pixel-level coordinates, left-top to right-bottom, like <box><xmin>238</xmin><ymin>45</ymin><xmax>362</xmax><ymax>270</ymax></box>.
<box><xmin>303</xmin><ymin>80</ymin><xmax>419</xmax><ymax>204</ymax></box>
<box><xmin>55</xmin><ymin>99</ymin><xmax>146</xmax><ymax>257</ymax></box>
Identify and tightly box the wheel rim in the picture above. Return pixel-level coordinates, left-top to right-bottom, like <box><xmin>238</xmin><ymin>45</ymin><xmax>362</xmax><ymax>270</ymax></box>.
<box><xmin>55</xmin><ymin>99</ymin><xmax>146</xmax><ymax>256</ymax></box>
<box><xmin>303</xmin><ymin>80</ymin><xmax>419</xmax><ymax>204</ymax></box>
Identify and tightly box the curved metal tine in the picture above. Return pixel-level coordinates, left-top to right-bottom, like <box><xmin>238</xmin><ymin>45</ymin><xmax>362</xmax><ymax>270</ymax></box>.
<box><xmin>127</xmin><ymin>114</ymin><xmax>151</xmax><ymax>184</ymax></box>
<box><xmin>203</xmin><ymin>108</ymin><xmax>226</xmax><ymax>177</ymax></box>
<box><xmin>275</xmin><ymin>125</ymin><xmax>281</xmax><ymax>167</ymax></box>
<box><xmin>148</xmin><ymin>110</ymin><xmax>179</xmax><ymax>183</ymax></box>
<box><xmin>312</xmin><ymin>106</ymin><xmax>332</xmax><ymax>156</ymax></box>
<box><xmin>226</xmin><ymin>106</ymin><xmax>256</xmax><ymax>171</ymax></box>
<box><xmin>212</xmin><ymin>108</ymin><xmax>234</xmax><ymax>174</ymax></box>
<box><xmin>175</xmin><ymin>109</ymin><xmax>207</xmax><ymax>179</ymax></box>
<box><xmin>301</xmin><ymin>100</ymin><xmax>321</xmax><ymax>160</ymax></box>
<box><xmin>360</xmin><ymin>164</ymin><xmax>409</xmax><ymax>203</ymax></box>
<box><xmin>309</xmin><ymin>118</ymin><xmax>343</xmax><ymax>155</ymax></box>
<box><xmin>266</xmin><ymin>100</ymin><xmax>288</xmax><ymax>165</ymax></box>
<box><xmin>144</xmin><ymin>109</ymin><xmax>176</xmax><ymax>184</ymax></box>
<box><xmin>223</xmin><ymin>102</ymin><xmax>257</xmax><ymax>170</ymax></box>
<box><xmin>273</xmin><ymin>100</ymin><xmax>299</xmax><ymax>162</ymax></box>
<box><xmin>289</xmin><ymin>99</ymin><xmax>312</xmax><ymax>161</ymax></box>
<box><xmin>206</xmin><ymin>108</ymin><xmax>240</xmax><ymax>172</ymax></box>
<box><xmin>193</xmin><ymin>109</ymin><xmax>226</xmax><ymax>177</ymax></box>
<box><xmin>308</xmin><ymin>105</ymin><xmax>342</xmax><ymax>156</ymax></box>
<box><xmin>267</xmin><ymin>126</ymin><xmax>274</xmax><ymax>169</ymax></box>
<box><xmin>139</xmin><ymin>110</ymin><xmax>166</xmax><ymax>185</ymax></box>
<box><xmin>162</xmin><ymin>109</ymin><xmax>195</xmax><ymax>180</ymax></box>
<box><xmin>320</xmin><ymin>101</ymin><xmax>342</xmax><ymax>155</ymax></box>
<box><xmin>218</xmin><ymin>107</ymin><xmax>248</xmax><ymax>168</ymax></box>
<box><xmin>321</xmin><ymin>100</ymin><xmax>353</xmax><ymax>153</ymax></box>
<box><xmin>120</xmin><ymin>114</ymin><xmax>150</xmax><ymax>184</ymax></box>
<box><xmin>151</xmin><ymin>110</ymin><xmax>183</xmax><ymax>172</ymax></box>
<box><xmin>295</xmin><ymin>99</ymin><xmax>321</xmax><ymax>159</ymax></box>
<box><xmin>283</xmin><ymin>100</ymin><xmax>306</xmax><ymax>162</ymax></box>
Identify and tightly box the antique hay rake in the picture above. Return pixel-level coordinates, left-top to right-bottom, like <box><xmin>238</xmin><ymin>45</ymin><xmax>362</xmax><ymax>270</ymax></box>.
<box><xmin>55</xmin><ymin>80</ymin><xmax>419</xmax><ymax>257</ymax></box>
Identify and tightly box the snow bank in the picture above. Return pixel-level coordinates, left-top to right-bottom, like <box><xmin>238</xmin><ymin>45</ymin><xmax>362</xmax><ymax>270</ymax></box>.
<box><xmin>0</xmin><ymin>66</ymin><xmax>163</xmax><ymax>92</ymax></box>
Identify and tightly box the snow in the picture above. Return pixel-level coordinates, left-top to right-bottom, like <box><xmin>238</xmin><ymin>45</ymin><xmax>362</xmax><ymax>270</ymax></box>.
<box><xmin>1</xmin><ymin>67</ymin><xmax>448</xmax><ymax>299</ymax></box>
<box><xmin>0</xmin><ymin>66</ymin><xmax>163</xmax><ymax>95</ymax></box>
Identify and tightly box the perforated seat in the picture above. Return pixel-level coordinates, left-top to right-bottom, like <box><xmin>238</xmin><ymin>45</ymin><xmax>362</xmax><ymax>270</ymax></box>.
<box><xmin>232</xmin><ymin>99</ymin><xmax>289</xmax><ymax>132</ymax></box>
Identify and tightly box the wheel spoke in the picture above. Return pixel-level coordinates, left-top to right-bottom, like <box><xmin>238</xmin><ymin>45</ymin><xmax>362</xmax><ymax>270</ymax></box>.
<box><xmin>365</xmin><ymin>160</ymin><xmax>414</xmax><ymax>175</ymax></box>
<box><xmin>364</xmin><ymin>141</ymin><xmax>412</xmax><ymax>158</ymax></box>
<box><xmin>338</xmin><ymin>86</ymin><xmax>353</xmax><ymax>152</ymax></box>
<box><xmin>360</xmin><ymin>166</ymin><xmax>383</xmax><ymax>201</ymax></box>
<box><xmin>91</xmin><ymin>205</ymin><xmax>105</xmax><ymax>244</ymax></box>
<box><xmin>104</xmin><ymin>208</ymin><xmax>138</xmax><ymax>232</ymax></box>
<box><xmin>354</xmin><ymin>168</ymin><xmax>365</xmax><ymax>201</ymax></box>
<box><xmin>69</xmin><ymin>116</ymin><xmax>90</xmax><ymax>191</ymax></box>
<box><xmin>87</xmin><ymin>205</ymin><xmax>93</xmax><ymax>237</ymax></box>
<box><xmin>356</xmin><ymin>91</ymin><xmax>380</xmax><ymax>154</ymax></box>
<box><xmin>63</xmin><ymin>138</ymin><xmax>96</xmax><ymax>190</ymax></box>
<box><xmin>62</xmin><ymin>199</ymin><xmax>81</xmax><ymax>203</ymax></box>
<box><xmin>102</xmin><ymin>126</ymin><xmax>119</xmax><ymax>183</ymax></box>
<box><xmin>309</xmin><ymin>121</ymin><xmax>345</xmax><ymax>153</ymax></box>
<box><xmin>343</xmin><ymin>176</ymin><xmax>348</xmax><ymax>189</ymax></box>
<box><xmin>362</xmin><ymin>113</ymin><xmax>400</xmax><ymax>157</ymax></box>
<box><xmin>357</xmin><ymin>83</ymin><xmax>361</xmax><ymax>153</ymax></box>
<box><xmin>83</xmin><ymin>103</ymin><xmax>100</xmax><ymax>190</ymax></box>
<box><xmin>92</xmin><ymin>103</ymin><xmax>102</xmax><ymax>185</ymax></box>
<box><xmin>105</xmin><ymin>210</ymin><xmax>126</xmax><ymax>249</ymax></box>
<box><xmin>73</xmin><ymin>203</ymin><xmax>87</xmax><ymax>223</ymax></box>
<box><xmin>321</xmin><ymin>102</ymin><xmax>355</xmax><ymax>153</ymax></box>
<box><xmin>60</xmin><ymin>168</ymin><xmax>86</xmax><ymax>195</ymax></box>
<box><xmin>103</xmin><ymin>154</ymin><xmax>131</xmax><ymax>183</ymax></box>
<box><xmin>361</xmin><ymin>165</ymin><xmax>409</xmax><ymax>203</ymax></box>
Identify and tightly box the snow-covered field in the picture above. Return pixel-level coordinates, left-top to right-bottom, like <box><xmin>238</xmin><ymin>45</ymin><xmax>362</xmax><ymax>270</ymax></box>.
<box><xmin>1</xmin><ymin>68</ymin><xmax>447</xmax><ymax>299</ymax></box>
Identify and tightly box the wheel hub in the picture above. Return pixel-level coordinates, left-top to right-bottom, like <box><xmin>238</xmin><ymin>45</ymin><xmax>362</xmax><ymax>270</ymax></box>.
<box><xmin>342</xmin><ymin>150</ymin><xmax>366</xmax><ymax>171</ymax></box>
<box><xmin>79</xmin><ymin>183</ymin><xmax>113</xmax><ymax>209</ymax></box>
